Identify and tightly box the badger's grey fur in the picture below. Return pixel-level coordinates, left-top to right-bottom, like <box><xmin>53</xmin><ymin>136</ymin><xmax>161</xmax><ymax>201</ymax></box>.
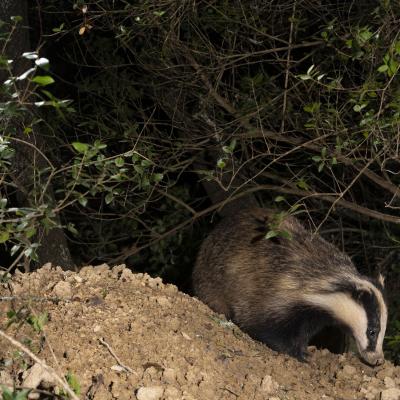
<box><xmin>193</xmin><ymin>208</ymin><xmax>387</xmax><ymax>366</ymax></box>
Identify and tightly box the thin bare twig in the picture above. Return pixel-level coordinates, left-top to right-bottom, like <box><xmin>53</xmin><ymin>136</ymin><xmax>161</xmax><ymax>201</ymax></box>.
<box><xmin>99</xmin><ymin>337</ymin><xmax>134</xmax><ymax>374</ymax></box>
<box><xmin>0</xmin><ymin>329</ymin><xmax>79</xmax><ymax>400</ymax></box>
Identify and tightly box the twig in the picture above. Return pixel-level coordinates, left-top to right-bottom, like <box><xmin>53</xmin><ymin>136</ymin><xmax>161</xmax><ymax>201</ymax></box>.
<box><xmin>99</xmin><ymin>337</ymin><xmax>134</xmax><ymax>374</ymax></box>
<box><xmin>0</xmin><ymin>329</ymin><xmax>79</xmax><ymax>400</ymax></box>
<box><xmin>111</xmin><ymin>181</ymin><xmax>400</xmax><ymax>263</ymax></box>
<box><xmin>281</xmin><ymin>0</ymin><xmax>297</xmax><ymax>133</ymax></box>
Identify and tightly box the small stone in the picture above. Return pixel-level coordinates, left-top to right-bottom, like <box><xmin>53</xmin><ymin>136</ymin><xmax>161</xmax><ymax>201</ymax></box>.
<box><xmin>156</xmin><ymin>296</ymin><xmax>170</xmax><ymax>307</ymax></box>
<box><xmin>268</xmin><ymin>397</ymin><xmax>281</xmax><ymax>400</ymax></box>
<box><xmin>73</xmin><ymin>275</ymin><xmax>83</xmax><ymax>283</ymax></box>
<box><xmin>342</xmin><ymin>365</ymin><xmax>357</xmax><ymax>376</ymax></box>
<box><xmin>260</xmin><ymin>375</ymin><xmax>279</xmax><ymax>395</ymax></box>
<box><xmin>93</xmin><ymin>325</ymin><xmax>101</xmax><ymax>332</ymax></box>
<box><xmin>164</xmin><ymin>386</ymin><xmax>181</xmax><ymax>399</ymax></box>
<box><xmin>163</xmin><ymin>368</ymin><xmax>176</xmax><ymax>384</ymax></box>
<box><xmin>120</xmin><ymin>268</ymin><xmax>134</xmax><ymax>281</ymax></box>
<box><xmin>94</xmin><ymin>264</ymin><xmax>109</xmax><ymax>272</ymax></box>
<box><xmin>136</xmin><ymin>386</ymin><xmax>164</xmax><ymax>400</ymax></box>
<box><xmin>385</xmin><ymin>377</ymin><xmax>396</xmax><ymax>388</ymax></box>
<box><xmin>363</xmin><ymin>375</ymin><xmax>372</xmax><ymax>382</ymax></box>
<box><xmin>52</xmin><ymin>281</ymin><xmax>72</xmax><ymax>298</ymax></box>
<box><xmin>23</xmin><ymin>363</ymin><xmax>56</xmax><ymax>389</ymax></box>
<box><xmin>380</xmin><ymin>388</ymin><xmax>400</xmax><ymax>400</ymax></box>
<box><xmin>147</xmin><ymin>276</ymin><xmax>163</xmax><ymax>289</ymax></box>
<box><xmin>41</xmin><ymin>263</ymin><xmax>52</xmax><ymax>270</ymax></box>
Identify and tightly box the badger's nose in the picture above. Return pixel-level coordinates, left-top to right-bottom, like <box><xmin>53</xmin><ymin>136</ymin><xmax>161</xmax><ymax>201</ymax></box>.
<box><xmin>375</xmin><ymin>357</ymin><xmax>385</xmax><ymax>366</ymax></box>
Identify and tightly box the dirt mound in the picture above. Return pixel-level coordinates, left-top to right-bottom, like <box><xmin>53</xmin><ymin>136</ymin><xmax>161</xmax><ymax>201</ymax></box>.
<box><xmin>0</xmin><ymin>264</ymin><xmax>399</xmax><ymax>400</ymax></box>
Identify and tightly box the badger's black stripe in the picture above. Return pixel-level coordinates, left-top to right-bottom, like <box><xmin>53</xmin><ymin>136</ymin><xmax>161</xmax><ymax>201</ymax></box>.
<box><xmin>357</xmin><ymin>290</ymin><xmax>381</xmax><ymax>351</ymax></box>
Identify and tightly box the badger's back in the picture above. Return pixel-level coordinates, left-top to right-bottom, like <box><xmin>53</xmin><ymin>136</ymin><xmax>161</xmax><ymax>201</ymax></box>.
<box><xmin>192</xmin><ymin>208</ymin><xmax>387</xmax><ymax>365</ymax></box>
<box><xmin>193</xmin><ymin>208</ymin><xmax>356</xmax><ymax>325</ymax></box>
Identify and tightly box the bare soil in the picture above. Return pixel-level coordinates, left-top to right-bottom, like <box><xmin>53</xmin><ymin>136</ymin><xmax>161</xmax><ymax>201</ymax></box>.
<box><xmin>0</xmin><ymin>264</ymin><xmax>399</xmax><ymax>400</ymax></box>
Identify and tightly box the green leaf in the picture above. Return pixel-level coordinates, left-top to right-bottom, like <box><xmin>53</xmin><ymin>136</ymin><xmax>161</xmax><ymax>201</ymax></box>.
<box><xmin>277</xmin><ymin>230</ymin><xmax>292</xmax><ymax>240</ymax></box>
<box><xmin>31</xmin><ymin>75</ymin><xmax>55</xmax><ymax>86</ymax></box>
<box><xmin>0</xmin><ymin>231</ymin><xmax>9</xmax><ymax>243</ymax></box>
<box><xmin>115</xmin><ymin>157</ymin><xmax>124</xmax><ymax>167</ymax></box>
<box><xmin>105</xmin><ymin>192</ymin><xmax>113</xmax><ymax>204</ymax></box>
<box><xmin>78</xmin><ymin>196</ymin><xmax>88</xmax><ymax>207</ymax></box>
<box><xmin>378</xmin><ymin>64</ymin><xmax>388</xmax><ymax>73</ymax></box>
<box><xmin>25</xmin><ymin>227</ymin><xmax>36</xmax><ymax>239</ymax></box>
<box><xmin>35</xmin><ymin>58</ymin><xmax>50</xmax><ymax>69</ymax></box>
<box><xmin>222</xmin><ymin>145</ymin><xmax>232</xmax><ymax>154</ymax></box>
<box><xmin>27</xmin><ymin>312</ymin><xmax>48</xmax><ymax>332</ymax></box>
<box><xmin>153</xmin><ymin>10</ymin><xmax>166</xmax><ymax>17</ymax></box>
<box><xmin>217</xmin><ymin>158</ymin><xmax>226</xmax><ymax>169</ymax></box>
<box><xmin>312</xmin><ymin>155</ymin><xmax>321</xmax><ymax>162</ymax></box>
<box><xmin>265</xmin><ymin>230</ymin><xmax>278</xmax><ymax>240</ymax></box>
<box><xmin>67</xmin><ymin>223</ymin><xmax>78</xmax><ymax>236</ymax></box>
<box><xmin>318</xmin><ymin>162</ymin><xmax>324</xmax><ymax>172</ymax></box>
<box><xmin>153</xmin><ymin>173</ymin><xmax>164</xmax><ymax>183</ymax></box>
<box><xmin>353</xmin><ymin>104</ymin><xmax>366</xmax><ymax>112</ymax></box>
<box><xmin>296</xmin><ymin>180</ymin><xmax>309</xmax><ymax>190</ymax></box>
<box><xmin>66</xmin><ymin>372</ymin><xmax>81</xmax><ymax>395</ymax></box>
<box><xmin>22</xmin><ymin>51</ymin><xmax>38</xmax><ymax>60</ymax></box>
<box><xmin>274</xmin><ymin>196</ymin><xmax>285</xmax><ymax>203</ymax></box>
<box><xmin>72</xmin><ymin>142</ymin><xmax>89</xmax><ymax>153</ymax></box>
<box><xmin>10</xmin><ymin>15</ymin><xmax>23</xmax><ymax>23</ymax></box>
<box><xmin>11</xmin><ymin>245</ymin><xmax>20</xmax><ymax>256</ymax></box>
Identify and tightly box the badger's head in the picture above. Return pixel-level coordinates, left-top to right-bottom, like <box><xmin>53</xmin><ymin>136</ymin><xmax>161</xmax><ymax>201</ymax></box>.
<box><xmin>347</xmin><ymin>274</ymin><xmax>387</xmax><ymax>366</ymax></box>
<box><xmin>304</xmin><ymin>274</ymin><xmax>387</xmax><ymax>366</ymax></box>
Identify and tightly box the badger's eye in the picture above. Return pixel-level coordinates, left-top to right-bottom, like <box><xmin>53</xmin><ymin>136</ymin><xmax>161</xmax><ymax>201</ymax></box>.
<box><xmin>368</xmin><ymin>328</ymin><xmax>377</xmax><ymax>338</ymax></box>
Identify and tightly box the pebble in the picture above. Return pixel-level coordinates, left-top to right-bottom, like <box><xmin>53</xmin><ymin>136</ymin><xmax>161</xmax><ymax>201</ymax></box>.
<box><xmin>23</xmin><ymin>363</ymin><xmax>56</xmax><ymax>389</ymax></box>
<box><xmin>163</xmin><ymin>368</ymin><xmax>177</xmax><ymax>384</ymax></box>
<box><xmin>147</xmin><ymin>276</ymin><xmax>163</xmax><ymax>289</ymax></box>
<box><xmin>342</xmin><ymin>365</ymin><xmax>357</xmax><ymax>376</ymax></box>
<box><xmin>156</xmin><ymin>296</ymin><xmax>171</xmax><ymax>307</ymax></box>
<box><xmin>381</xmin><ymin>388</ymin><xmax>400</xmax><ymax>400</ymax></box>
<box><xmin>52</xmin><ymin>281</ymin><xmax>72</xmax><ymax>298</ymax></box>
<box><xmin>136</xmin><ymin>386</ymin><xmax>164</xmax><ymax>400</ymax></box>
<box><xmin>260</xmin><ymin>375</ymin><xmax>279</xmax><ymax>394</ymax></box>
<box><xmin>164</xmin><ymin>386</ymin><xmax>181</xmax><ymax>399</ymax></box>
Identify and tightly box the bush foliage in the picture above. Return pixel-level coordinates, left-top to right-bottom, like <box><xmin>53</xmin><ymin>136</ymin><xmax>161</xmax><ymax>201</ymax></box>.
<box><xmin>1</xmin><ymin>1</ymin><xmax>400</xmax><ymax>361</ymax></box>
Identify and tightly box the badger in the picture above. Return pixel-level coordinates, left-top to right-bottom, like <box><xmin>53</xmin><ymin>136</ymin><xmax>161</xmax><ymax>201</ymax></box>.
<box><xmin>192</xmin><ymin>208</ymin><xmax>387</xmax><ymax>366</ymax></box>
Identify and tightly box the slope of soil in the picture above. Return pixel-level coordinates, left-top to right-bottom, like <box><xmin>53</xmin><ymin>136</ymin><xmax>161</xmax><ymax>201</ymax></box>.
<box><xmin>0</xmin><ymin>264</ymin><xmax>399</xmax><ymax>400</ymax></box>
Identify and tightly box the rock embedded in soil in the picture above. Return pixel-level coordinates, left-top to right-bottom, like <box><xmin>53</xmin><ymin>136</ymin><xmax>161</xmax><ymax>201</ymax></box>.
<box><xmin>380</xmin><ymin>387</ymin><xmax>400</xmax><ymax>400</ymax></box>
<box><xmin>136</xmin><ymin>386</ymin><xmax>164</xmax><ymax>400</ymax></box>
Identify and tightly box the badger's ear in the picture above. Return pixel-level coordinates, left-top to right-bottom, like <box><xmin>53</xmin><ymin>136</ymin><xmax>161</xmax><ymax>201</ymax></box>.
<box><xmin>377</xmin><ymin>273</ymin><xmax>385</xmax><ymax>288</ymax></box>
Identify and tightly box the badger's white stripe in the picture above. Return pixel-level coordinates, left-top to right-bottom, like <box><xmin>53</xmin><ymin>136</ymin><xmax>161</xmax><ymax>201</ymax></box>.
<box><xmin>365</xmin><ymin>282</ymin><xmax>387</xmax><ymax>353</ymax></box>
<box><xmin>303</xmin><ymin>292</ymin><xmax>368</xmax><ymax>349</ymax></box>
<box><xmin>351</xmin><ymin>276</ymin><xmax>387</xmax><ymax>352</ymax></box>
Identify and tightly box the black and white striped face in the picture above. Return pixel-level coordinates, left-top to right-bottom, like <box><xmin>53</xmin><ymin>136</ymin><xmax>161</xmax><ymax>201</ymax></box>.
<box><xmin>350</xmin><ymin>276</ymin><xmax>387</xmax><ymax>366</ymax></box>
<box><xmin>303</xmin><ymin>275</ymin><xmax>387</xmax><ymax>366</ymax></box>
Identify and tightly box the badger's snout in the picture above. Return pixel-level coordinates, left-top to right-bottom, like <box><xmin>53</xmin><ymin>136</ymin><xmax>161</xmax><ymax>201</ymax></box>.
<box><xmin>360</xmin><ymin>350</ymin><xmax>385</xmax><ymax>367</ymax></box>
